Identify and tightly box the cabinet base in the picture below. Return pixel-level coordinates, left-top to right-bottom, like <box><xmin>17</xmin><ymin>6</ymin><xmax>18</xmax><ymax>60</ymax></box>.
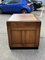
<box><xmin>10</xmin><ymin>47</ymin><xmax>39</xmax><ymax>49</ymax></box>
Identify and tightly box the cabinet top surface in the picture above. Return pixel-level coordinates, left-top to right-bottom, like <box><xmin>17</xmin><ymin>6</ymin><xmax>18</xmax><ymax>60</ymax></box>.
<box><xmin>8</xmin><ymin>14</ymin><xmax>40</xmax><ymax>22</ymax></box>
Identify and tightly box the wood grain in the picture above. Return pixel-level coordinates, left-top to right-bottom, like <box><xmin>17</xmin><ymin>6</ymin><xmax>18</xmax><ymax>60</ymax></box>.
<box><xmin>7</xmin><ymin>14</ymin><xmax>41</xmax><ymax>49</ymax></box>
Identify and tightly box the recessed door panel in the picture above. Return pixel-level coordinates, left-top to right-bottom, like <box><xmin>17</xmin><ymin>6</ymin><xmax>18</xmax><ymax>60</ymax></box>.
<box><xmin>11</xmin><ymin>30</ymin><xmax>22</xmax><ymax>44</ymax></box>
<box><xmin>26</xmin><ymin>30</ymin><xmax>36</xmax><ymax>44</ymax></box>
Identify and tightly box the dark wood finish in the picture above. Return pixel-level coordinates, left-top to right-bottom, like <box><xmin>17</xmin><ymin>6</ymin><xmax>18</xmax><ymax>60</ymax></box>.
<box><xmin>7</xmin><ymin>14</ymin><xmax>41</xmax><ymax>49</ymax></box>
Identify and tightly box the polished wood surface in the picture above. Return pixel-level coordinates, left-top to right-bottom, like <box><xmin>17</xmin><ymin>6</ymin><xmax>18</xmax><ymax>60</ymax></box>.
<box><xmin>8</xmin><ymin>14</ymin><xmax>40</xmax><ymax>22</ymax></box>
<box><xmin>7</xmin><ymin>14</ymin><xmax>41</xmax><ymax>49</ymax></box>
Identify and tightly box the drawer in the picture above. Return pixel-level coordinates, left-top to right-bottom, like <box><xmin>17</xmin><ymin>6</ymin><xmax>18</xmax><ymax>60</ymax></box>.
<box><xmin>10</xmin><ymin>22</ymin><xmax>37</xmax><ymax>30</ymax></box>
<box><xmin>10</xmin><ymin>22</ymin><xmax>37</xmax><ymax>28</ymax></box>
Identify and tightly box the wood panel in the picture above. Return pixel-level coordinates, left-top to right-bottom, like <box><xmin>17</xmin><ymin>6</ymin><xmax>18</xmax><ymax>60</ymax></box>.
<box><xmin>11</xmin><ymin>30</ymin><xmax>36</xmax><ymax>44</ymax></box>
<box><xmin>11</xmin><ymin>22</ymin><xmax>37</xmax><ymax>29</ymax></box>
<box><xmin>25</xmin><ymin>30</ymin><xmax>36</xmax><ymax>44</ymax></box>
<box><xmin>11</xmin><ymin>30</ymin><xmax>22</xmax><ymax>44</ymax></box>
<box><xmin>22</xmin><ymin>31</ymin><xmax>25</xmax><ymax>44</ymax></box>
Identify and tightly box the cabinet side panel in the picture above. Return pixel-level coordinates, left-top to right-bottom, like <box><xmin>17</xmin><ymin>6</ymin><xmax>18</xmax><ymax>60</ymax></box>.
<box><xmin>35</xmin><ymin>22</ymin><xmax>41</xmax><ymax>47</ymax></box>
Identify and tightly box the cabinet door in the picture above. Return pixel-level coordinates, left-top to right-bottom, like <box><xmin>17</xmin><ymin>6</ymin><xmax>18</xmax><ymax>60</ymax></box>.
<box><xmin>25</xmin><ymin>30</ymin><xmax>36</xmax><ymax>44</ymax></box>
<box><xmin>11</xmin><ymin>30</ymin><xmax>22</xmax><ymax>44</ymax></box>
<box><xmin>11</xmin><ymin>30</ymin><xmax>36</xmax><ymax>44</ymax></box>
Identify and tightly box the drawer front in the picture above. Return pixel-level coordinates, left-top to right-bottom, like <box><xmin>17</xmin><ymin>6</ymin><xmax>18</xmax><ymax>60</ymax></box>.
<box><xmin>10</xmin><ymin>22</ymin><xmax>37</xmax><ymax>29</ymax></box>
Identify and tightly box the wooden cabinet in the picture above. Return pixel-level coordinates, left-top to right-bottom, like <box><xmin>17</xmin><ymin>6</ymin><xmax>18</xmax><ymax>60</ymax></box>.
<box><xmin>7</xmin><ymin>14</ymin><xmax>41</xmax><ymax>49</ymax></box>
